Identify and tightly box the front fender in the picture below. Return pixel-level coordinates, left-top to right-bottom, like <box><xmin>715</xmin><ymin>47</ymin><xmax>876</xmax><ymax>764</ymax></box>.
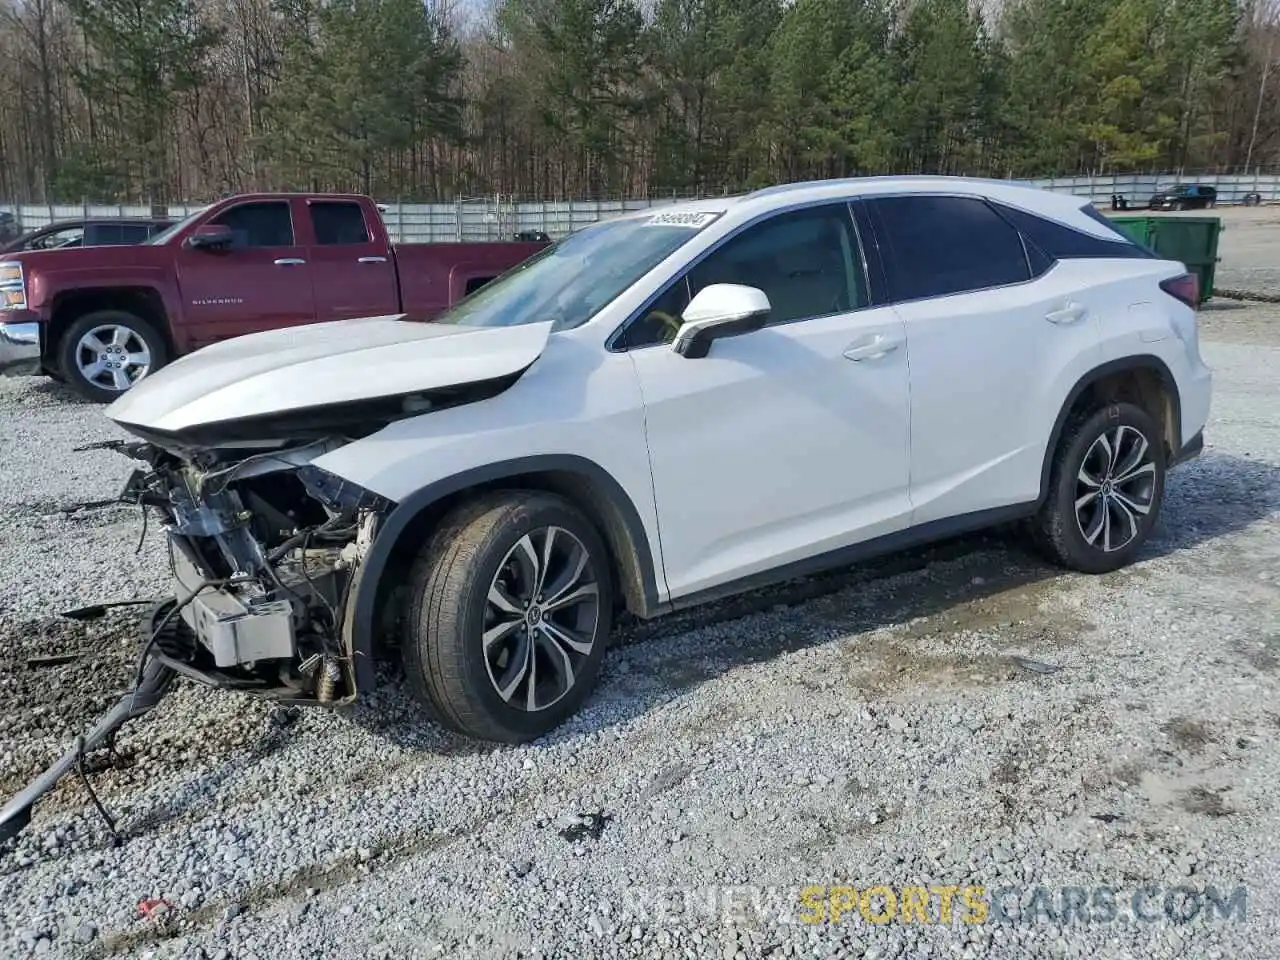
<box><xmin>342</xmin><ymin>454</ymin><xmax>664</xmax><ymax>692</ymax></box>
<box><xmin>34</xmin><ymin>270</ymin><xmax>184</xmax><ymax>350</ymax></box>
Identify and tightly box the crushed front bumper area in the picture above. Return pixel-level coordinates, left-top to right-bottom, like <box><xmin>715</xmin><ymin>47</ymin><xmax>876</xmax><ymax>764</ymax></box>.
<box><xmin>119</xmin><ymin>439</ymin><xmax>389</xmax><ymax>706</ymax></box>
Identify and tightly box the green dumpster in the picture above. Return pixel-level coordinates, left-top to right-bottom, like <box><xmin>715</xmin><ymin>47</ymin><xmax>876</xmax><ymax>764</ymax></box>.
<box><xmin>1107</xmin><ymin>215</ymin><xmax>1222</xmax><ymax>303</ymax></box>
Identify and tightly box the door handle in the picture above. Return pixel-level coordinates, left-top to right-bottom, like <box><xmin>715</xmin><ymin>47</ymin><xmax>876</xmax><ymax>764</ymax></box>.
<box><xmin>843</xmin><ymin>334</ymin><xmax>903</xmax><ymax>362</ymax></box>
<box><xmin>273</xmin><ymin>258</ymin><xmax>306</xmax><ymax>266</ymax></box>
<box><xmin>1045</xmin><ymin>302</ymin><xmax>1087</xmax><ymax>325</ymax></box>
<box><xmin>357</xmin><ymin>256</ymin><xmax>388</xmax><ymax>264</ymax></box>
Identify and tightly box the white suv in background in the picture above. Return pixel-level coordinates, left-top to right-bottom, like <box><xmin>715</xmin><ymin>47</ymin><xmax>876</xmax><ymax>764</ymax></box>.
<box><xmin>101</xmin><ymin>176</ymin><xmax>1212</xmax><ymax>744</ymax></box>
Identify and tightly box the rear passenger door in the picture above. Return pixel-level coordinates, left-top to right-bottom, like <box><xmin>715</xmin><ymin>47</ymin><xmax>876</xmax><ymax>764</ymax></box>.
<box><xmin>865</xmin><ymin>194</ymin><xmax>1102</xmax><ymax>524</ymax></box>
<box><xmin>304</xmin><ymin>199</ymin><xmax>400</xmax><ymax>321</ymax></box>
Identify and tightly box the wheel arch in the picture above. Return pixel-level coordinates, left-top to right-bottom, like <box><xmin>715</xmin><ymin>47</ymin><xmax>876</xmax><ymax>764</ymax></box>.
<box><xmin>1037</xmin><ymin>355</ymin><xmax>1182</xmax><ymax>505</ymax></box>
<box><xmin>344</xmin><ymin>455</ymin><xmax>664</xmax><ymax>692</ymax></box>
<box><xmin>45</xmin><ymin>287</ymin><xmax>174</xmax><ymax>368</ymax></box>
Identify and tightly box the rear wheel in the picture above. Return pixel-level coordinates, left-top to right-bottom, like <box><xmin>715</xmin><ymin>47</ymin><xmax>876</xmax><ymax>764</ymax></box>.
<box><xmin>1034</xmin><ymin>403</ymin><xmax>1166</xmax><ymax>574</ymax></box>
<box><xmin>403</xmin><ymin>491</ymin><xmax>613</xmax><ymax>743</ymax></box>
<box><xmin>57</xmin><ymin>310</ymin><xmax>169</xmax><ymax>402</ymax></box>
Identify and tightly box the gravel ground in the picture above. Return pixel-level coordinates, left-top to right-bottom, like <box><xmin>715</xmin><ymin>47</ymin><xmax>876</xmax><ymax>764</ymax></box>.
<box><xmin>1</xmin><ymin>300</ymin><xmax>1278</xmax><ymax>959</ymax></box>
<box><xmin>1206</xmin><ymin>205</ymin><xmax>1280</xmax><ymax>297</ymax></box>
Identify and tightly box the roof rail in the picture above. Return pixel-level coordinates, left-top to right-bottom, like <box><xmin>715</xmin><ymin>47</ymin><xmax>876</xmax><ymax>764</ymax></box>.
<box><xmin>743</xmin><ymin>173</ymin><xmax>1039</xmax><ymax>201</ymax></box>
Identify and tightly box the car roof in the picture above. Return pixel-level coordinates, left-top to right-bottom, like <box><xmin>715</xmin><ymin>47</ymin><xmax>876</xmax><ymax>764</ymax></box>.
<box><xmin>34</xmin><ymin>217</ymin><xmax>169</xmax><ymax>228</ymax></box>
<box><xmin>606</xmin><ymin>175</ymin><xmax>1109</xmax><ymax>238</ymax></box>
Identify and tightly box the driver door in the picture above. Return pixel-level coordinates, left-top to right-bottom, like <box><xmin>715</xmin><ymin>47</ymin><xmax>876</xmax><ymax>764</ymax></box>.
<box><xmin>174</xmin><ymin>198</ymin><xmax>317</xmax><ymax>347</ymax></box>
<box><xmin>622</xmin><ymin>203</ymin><xmax>913</xmax><ymax>602</ymax></box>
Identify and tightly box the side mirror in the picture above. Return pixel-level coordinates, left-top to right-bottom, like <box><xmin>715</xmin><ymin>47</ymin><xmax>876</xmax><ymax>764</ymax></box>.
<box><xmin>672</xmin><ymin>284</ymin><xmax>771</xmax><ymax>359</ymax></box>
<box><xmin>186</xmin><ymin>223</ymin><xmax>234</xmax><ymax>251</ymax></box>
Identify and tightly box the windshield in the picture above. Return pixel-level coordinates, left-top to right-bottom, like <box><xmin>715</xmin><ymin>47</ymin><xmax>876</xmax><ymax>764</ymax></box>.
<box><xmin>433</xmin><ymin>211</ymin><xmax>722</xmax><ymax>331</ymax></box>
<box><xmin>146</xmin><ymin>206</ymin><xmax>209</xmax><ymax>245</ymax></box>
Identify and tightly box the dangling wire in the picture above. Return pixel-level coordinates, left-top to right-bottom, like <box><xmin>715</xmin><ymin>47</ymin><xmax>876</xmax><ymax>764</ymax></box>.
<box><xmin>134</xmin><ymin>500</ymin><xmax>150</xmax><ymax>555</ymax></box>
<box><xmin>74</xmin><ymin>735</ymin><xmax>121</xmax><ymax>847</ymax></box>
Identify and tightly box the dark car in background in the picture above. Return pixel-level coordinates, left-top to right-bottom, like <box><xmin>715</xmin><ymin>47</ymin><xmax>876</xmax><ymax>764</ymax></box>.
<box><xmin>0</xmin><ymin>212</ymin><xmax>18</xmax><ymax>244</ymax></box>
<box><xmin>0</xmin><ymin>217</ymin><xmax>171</xmax><ymax>253</ymax></box>
<box><xmin>1148</xmin><ymin>184</ymin><xmax>1217</xmax><ymax>211</ymax></box>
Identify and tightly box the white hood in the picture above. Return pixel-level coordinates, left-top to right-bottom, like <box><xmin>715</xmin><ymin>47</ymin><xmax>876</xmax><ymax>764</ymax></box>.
<box><xmin>105</xmin><ymin>315</ymin><xmax>554</xmax><ymax>434</ymax></box>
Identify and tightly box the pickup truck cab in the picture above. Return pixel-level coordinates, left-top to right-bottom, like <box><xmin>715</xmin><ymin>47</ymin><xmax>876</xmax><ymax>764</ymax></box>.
<box><xmin>0</xmin><ymin>193</ymin><xmax>546</xmax><ymax>401</ymax></box>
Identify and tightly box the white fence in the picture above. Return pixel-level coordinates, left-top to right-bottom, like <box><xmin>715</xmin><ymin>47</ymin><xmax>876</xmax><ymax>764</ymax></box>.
<box><xmin>3</xmin><ymin>172</ymin><xmax>1278</xmax><ymax>244</ymax></box>
<box><xmin>1021</xmin><ymin>172</ymin><xmax>1280</xmax><ymax>206</ymax></box>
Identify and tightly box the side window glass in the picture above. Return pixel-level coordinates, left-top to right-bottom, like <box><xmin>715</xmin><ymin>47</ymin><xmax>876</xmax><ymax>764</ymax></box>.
<box><xmin>88</xmin><ymin>224</ymin><xmax>123</xmax><ymax>245</ymax></box>
<box><xmin>623</xmin><ymin>205</ymin><xmax>865</xmax><ymax>348</ymax></box>
<box><xmin>689</xmin><ymin>206</ymin><xmax>864</xmax><ymax>324</ymax></box>
<box><xmin>996</xmin><ymin>203</ymin><xmax>1154</xmax><ymax>263</ymax></box>
<box><xmin>869</xmin><ymin>195</ymin><xmax>1030</xmax><ymax>300</ymax></box>
<box><xmin>117</xmin><ymin>223</ymin><xmax>154</xmax><ymax>243</ymax></box>
<box><xmin>212</xmin><ymin>202</ymin><xmax>295</xmax><ymax>248</ymax></box>
<box><xmin>622</xmin><ymin>278</ymin><xmax>691</xmax><ymax>349</ymax></box>
<box><xmin>30</xmin><ymin>227</ymin><xmax>85</xmax><ymax>249</ymax></box>
<box><xmin>310</xmin><ymin>202</ymin><xmax>371</xmax><ymax>245</ymax></box>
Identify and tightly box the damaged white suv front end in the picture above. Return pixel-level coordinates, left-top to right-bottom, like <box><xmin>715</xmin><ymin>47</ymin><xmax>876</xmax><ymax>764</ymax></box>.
<box><xmin>0</xmin><ymin>310</ymin><xmax>575</xmax><ymax>841</ymax></box>
<box><xmin>103</xmin><ymin>314</ymin><xmax>557</xmax><ymax>706</ymax></box>
<box><xmin>119</xmin><ymin>438</ymin><xmax>380</xmax><ymax>704</ymax></box>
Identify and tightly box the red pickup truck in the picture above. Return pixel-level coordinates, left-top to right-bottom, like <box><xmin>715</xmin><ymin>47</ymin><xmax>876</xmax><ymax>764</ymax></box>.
<box><xmin>0</xmin><ymin>193</ymin><xmax>546</xmax><ymax>401</ymax></box>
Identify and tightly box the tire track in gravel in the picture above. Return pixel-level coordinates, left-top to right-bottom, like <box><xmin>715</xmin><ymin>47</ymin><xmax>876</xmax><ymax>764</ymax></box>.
<box><xmin>91</xmin><ymin>820</ymin><xmax>476</xmax><ymax>957</ymax></box>
<box><xmin>87</xmin><ymin>740</ymin><xmax>637</xmax><ymax>956</ymax></box>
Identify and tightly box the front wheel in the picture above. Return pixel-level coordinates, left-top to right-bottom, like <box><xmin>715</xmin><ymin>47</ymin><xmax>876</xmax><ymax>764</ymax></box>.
<box><xmin>57</xmin><ymin>310</ymin><xmax>169</xmax><ymax>402</ymax></box>
<box><xmin>402</xmin><ymin>491</ymin><xmax>614</xmax><ymax>743</ymax></box>
<box><xmin>1034</xmin><ymin>403</ymin><xmax>1167</xmax><ymax>574</ymax></box>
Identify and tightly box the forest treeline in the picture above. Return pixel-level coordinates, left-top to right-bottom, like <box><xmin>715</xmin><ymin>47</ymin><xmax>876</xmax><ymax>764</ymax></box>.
<box><xmin>1</xmin><ymin>0</ymin><xmax>1278</xmax><ymax>203</ymax></box>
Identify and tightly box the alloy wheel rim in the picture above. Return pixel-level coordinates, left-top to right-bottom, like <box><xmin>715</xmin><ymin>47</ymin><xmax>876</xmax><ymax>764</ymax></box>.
<box><xmin>1074</xmin><ymin>424</ymin><xmax>1157</xmax><ymax>553</ymax></box>
<box><xmin>483</xmin><ymin>525</ymin><xmax>600</xmax><ymax>712</ymax></box>
<box><xmin>74</xmin><ymin>324</ymin><xmax>151</xmax><ymax>392</ymax></box>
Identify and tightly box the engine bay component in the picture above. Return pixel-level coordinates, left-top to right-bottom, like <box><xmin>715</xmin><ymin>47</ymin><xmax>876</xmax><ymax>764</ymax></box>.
<box><xmin>173</xmin><ymin>548</ymin><xmax>296</xmax><ymax>667</ymax></box>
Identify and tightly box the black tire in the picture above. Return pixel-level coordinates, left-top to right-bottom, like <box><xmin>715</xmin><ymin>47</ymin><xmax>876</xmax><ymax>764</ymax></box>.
<box><xmin>1034</xmin><ymin>402</ymin><xmax>1167</xmax><ymax>574</ymax></box>
<box><xmin>403</xmin><ymin>491</ymin><xmax>614</xmax><ymax>743</ymax></box>
<box><xmin>57</xmin><ymin>309</ymin><xmax>169</xmax><ymax>403</ymax></box>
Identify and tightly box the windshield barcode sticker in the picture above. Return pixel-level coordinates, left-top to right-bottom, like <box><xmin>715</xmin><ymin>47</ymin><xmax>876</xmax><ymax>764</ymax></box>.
<box><xmin>645</xmin><ymin>211</ymin><xmax>720</xmax><ymax>228</ymax></box>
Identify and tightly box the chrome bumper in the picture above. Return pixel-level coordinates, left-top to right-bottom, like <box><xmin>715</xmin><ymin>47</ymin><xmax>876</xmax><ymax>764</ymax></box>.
<box><xmin>0</xmin><ymin>321</ymin><xmax>41</xmax><ymax>376</ymax></box>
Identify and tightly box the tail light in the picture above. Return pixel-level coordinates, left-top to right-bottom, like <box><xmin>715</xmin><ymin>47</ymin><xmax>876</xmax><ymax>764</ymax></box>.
<box><xmin>1159</xmin><ymin>272</ymin><xmax>1199</xmax><ymax>309</ymax></box>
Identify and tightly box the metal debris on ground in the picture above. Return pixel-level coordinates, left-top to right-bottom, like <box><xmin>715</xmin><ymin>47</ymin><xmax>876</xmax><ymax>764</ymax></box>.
<box><xmin>1009</xmin><ymin>655</ymin><xmax>1064</xmax><ymax>675</ymax></box>
<box><xmin>60</xmin><ymin>599</ymin><xmax>154</xmax><ymax>621</ymax></box>
<box><xmin>24</xmin><ymin>654</ymin><xmax>80</xmax><ymax>669</ymax></box>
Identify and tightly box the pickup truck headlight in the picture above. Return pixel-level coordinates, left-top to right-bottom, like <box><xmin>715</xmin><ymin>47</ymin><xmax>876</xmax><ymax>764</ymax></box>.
<box><xmin>0</xmin><ymin>262</ymin><xmax>25</xmax><ymax>310</ymax></box>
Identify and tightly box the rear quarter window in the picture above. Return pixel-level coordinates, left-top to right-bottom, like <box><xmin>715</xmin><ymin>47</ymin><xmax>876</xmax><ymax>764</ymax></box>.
<box><xmin>996</xmin><ymin>203</ymin><xmax>1156</xmax><ymax>261</ymax></box>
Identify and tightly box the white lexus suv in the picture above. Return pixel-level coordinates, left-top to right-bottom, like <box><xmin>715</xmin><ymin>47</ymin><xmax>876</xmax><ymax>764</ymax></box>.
<box><xmin>97</xmin><ymin>176</ymin><xmax>1212</xmax><ymax>743</ymax></box>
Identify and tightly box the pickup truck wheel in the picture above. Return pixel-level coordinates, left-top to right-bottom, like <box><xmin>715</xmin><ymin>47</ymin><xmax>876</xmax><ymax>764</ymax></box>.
<box><xmin>403</xmin><ymin>491</ymin><xmax>613</xmax><ymax>743</ymax></box>
<box><xmin>57</xmin><ymin>311</ymin><xmax>169</xmax><ymax>402</ymax></box>
<box><xmin>1034</xmin><ymin>402</ymin><xmax>1166</xmax><ymax>574</ymax></box>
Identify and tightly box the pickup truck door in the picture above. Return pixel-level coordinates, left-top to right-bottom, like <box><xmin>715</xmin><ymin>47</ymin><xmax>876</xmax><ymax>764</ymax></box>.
<box><xmin>303</xmin><ymin>199</ymin><xmax>401</xmax><ymax>321</ymax></box>
<box><xmin>174</xmin><ymin>198</ymin><xmax>317</xmax><ymax>346</ymax></box>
